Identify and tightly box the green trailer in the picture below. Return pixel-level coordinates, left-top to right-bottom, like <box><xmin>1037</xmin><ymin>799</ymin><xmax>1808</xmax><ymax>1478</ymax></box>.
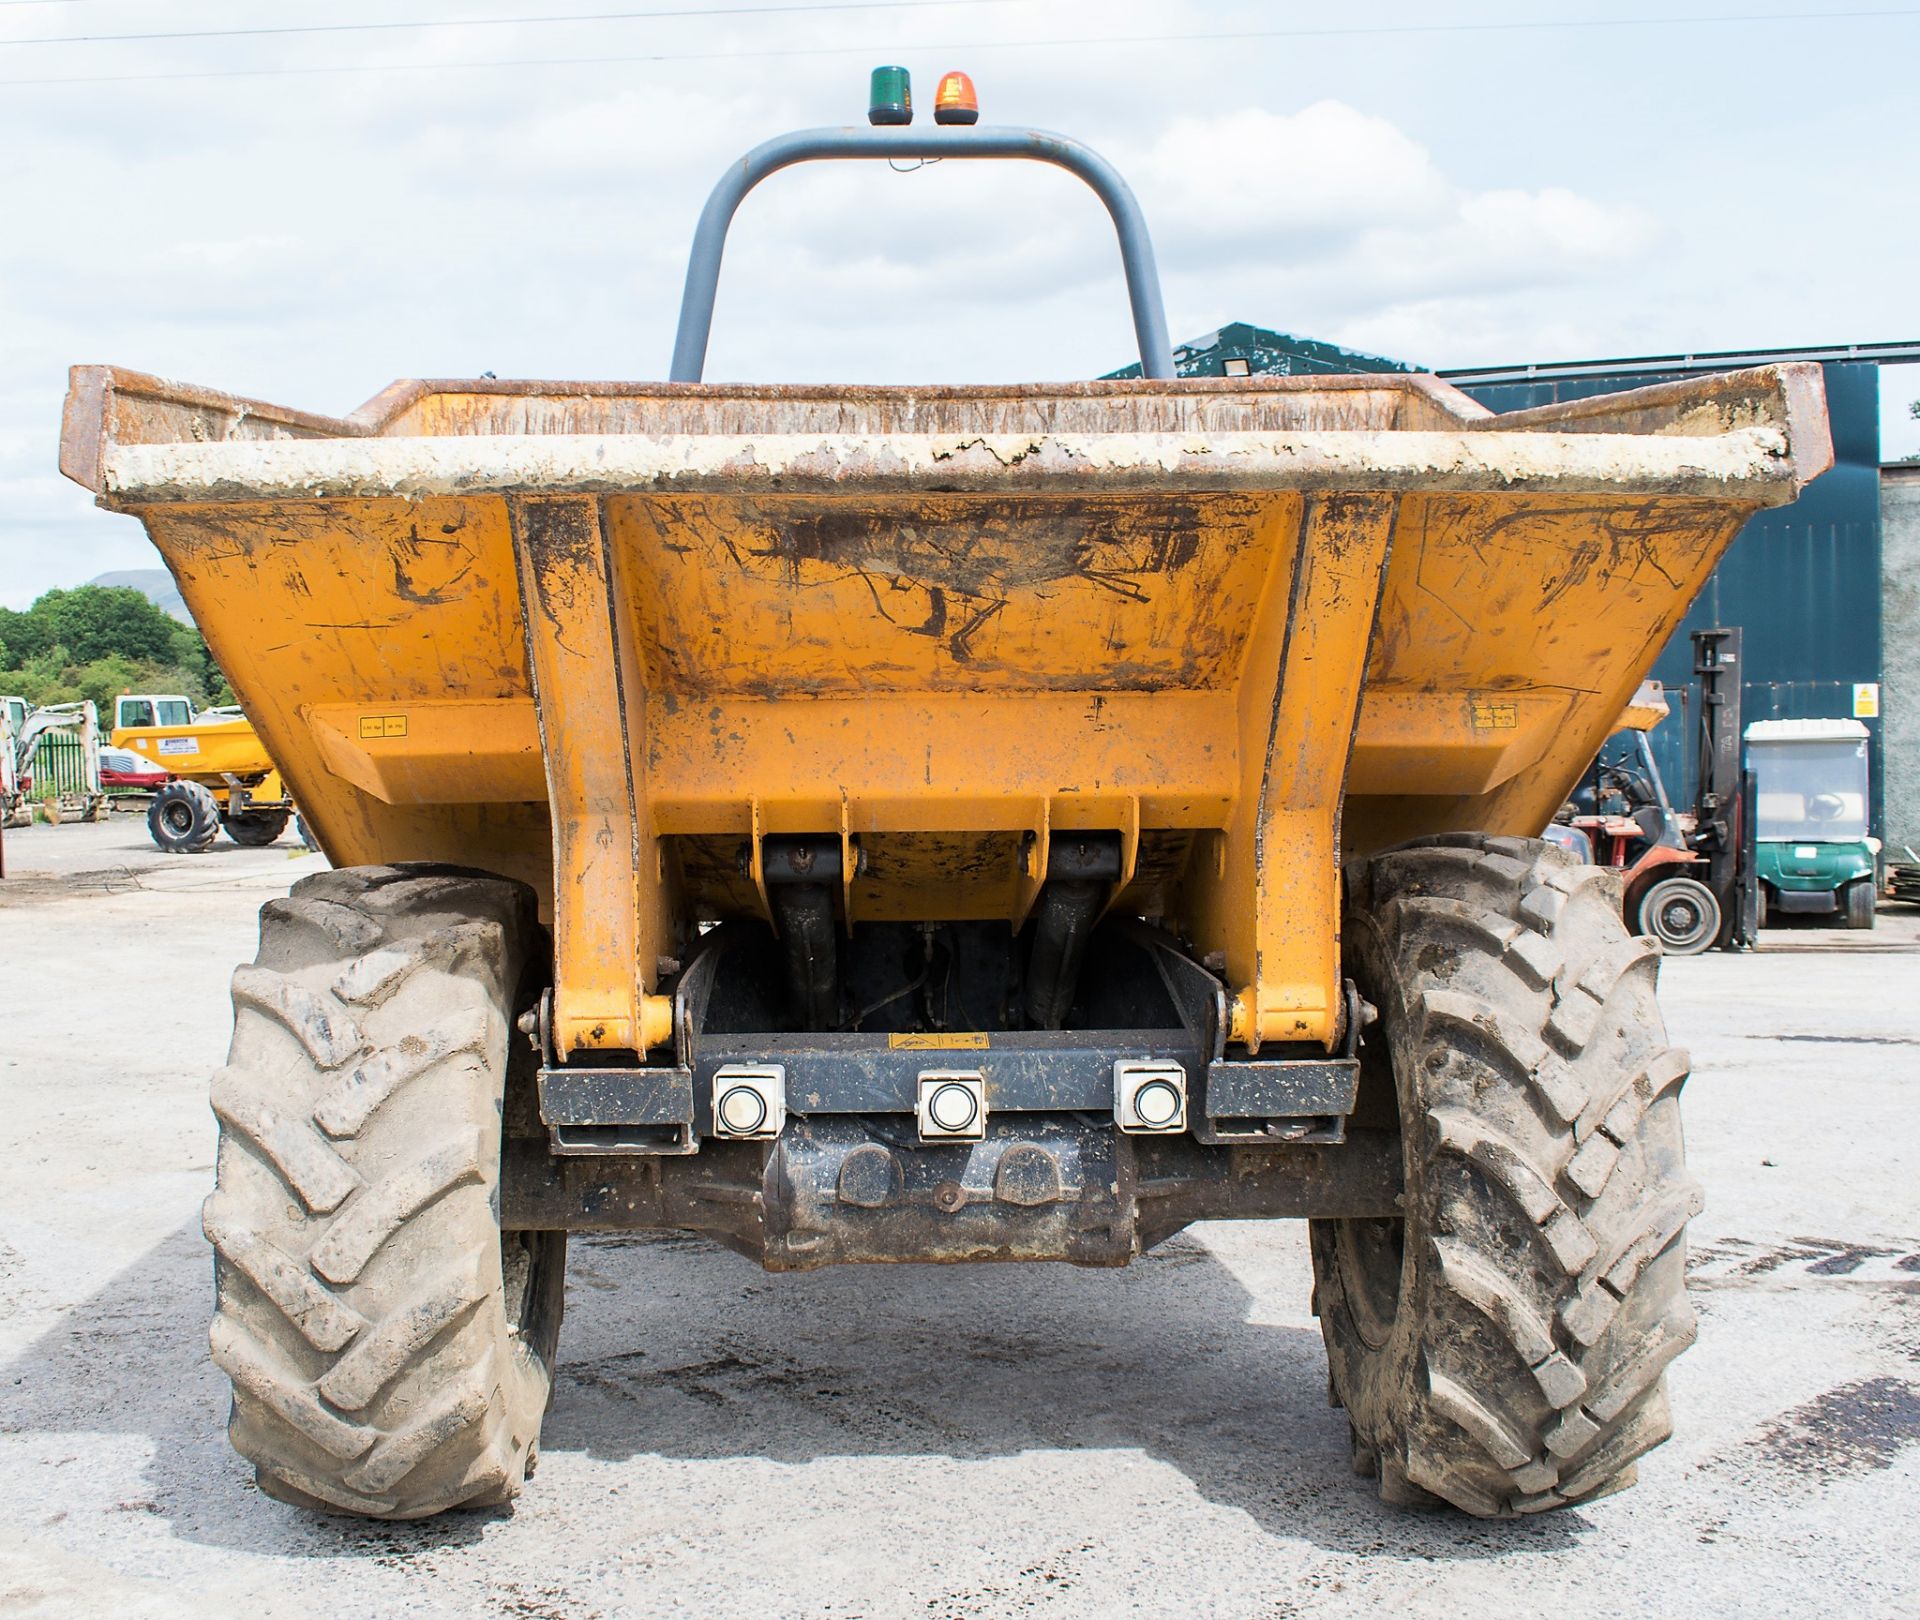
<box><xmin>1747</xmin><ymin>718</ymin><xmax>1877</xmax><ymax>929</ymax></box>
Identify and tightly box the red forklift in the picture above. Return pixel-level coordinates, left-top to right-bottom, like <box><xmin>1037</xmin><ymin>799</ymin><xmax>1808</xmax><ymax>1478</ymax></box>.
<box><xmin>1553</xmin><ymin>681</ymin><xmax>1724</xmax><ymax>955</ymax></box>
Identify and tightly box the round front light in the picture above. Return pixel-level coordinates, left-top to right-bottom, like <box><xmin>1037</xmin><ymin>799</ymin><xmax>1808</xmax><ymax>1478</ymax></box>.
<box><xmin>927</xmin><ymin>1082</ymin><xmax>979</xmax><ymax>1133</ymax></box>
<box><xmin>717</xmin><ymin>1084</ymin><xmax>769</xmax><ymax>1136</ymax></box>
<box><xmin>1133</xmin><ymin>1079</ymin><xmax>1182</xmax><ymax>1128</ymax></box>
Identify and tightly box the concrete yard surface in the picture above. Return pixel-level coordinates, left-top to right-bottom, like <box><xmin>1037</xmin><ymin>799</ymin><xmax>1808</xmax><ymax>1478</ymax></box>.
<box><xmin>1</xmin><ymin>818</ymin><xmax>1916</xmax><ymax>1619</ymax></box>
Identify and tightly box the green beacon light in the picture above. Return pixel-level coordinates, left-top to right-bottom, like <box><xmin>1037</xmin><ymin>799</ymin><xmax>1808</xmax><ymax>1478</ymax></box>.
<box><xmin>868</xmin><ymin>64</ymin><xmax>912</xmax><ymax>126</ymax></box>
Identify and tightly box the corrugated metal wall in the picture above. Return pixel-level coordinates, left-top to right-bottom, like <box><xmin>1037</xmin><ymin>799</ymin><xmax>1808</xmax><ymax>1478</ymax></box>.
<box><xmin>1884</xmin><ymin>469</ymin><xmax>1920</xmax><ymax>853</ymax></box>
<box><xmin>1457</xmin><ymin>363</ymin><xmax>1885</xmax><ymax>835</ymax></box>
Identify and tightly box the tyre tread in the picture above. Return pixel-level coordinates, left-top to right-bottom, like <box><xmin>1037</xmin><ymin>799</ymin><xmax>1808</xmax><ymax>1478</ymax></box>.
<box><xmin>204</xmin><ymin>864</ymin><xmax>556</xmax><ymax>1520</ymax></box>
<box><xmin>1316</xmin><ymin>837</ymin><xmax>1698</xmax><ymax>1517</ymax></box>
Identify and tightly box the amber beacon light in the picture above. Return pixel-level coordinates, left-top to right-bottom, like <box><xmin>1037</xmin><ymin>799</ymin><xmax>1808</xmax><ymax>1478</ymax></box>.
<box><xmin>933</xmin><ymin>70</ymin><xmax>979</xmax><ymax>125</ymax></box>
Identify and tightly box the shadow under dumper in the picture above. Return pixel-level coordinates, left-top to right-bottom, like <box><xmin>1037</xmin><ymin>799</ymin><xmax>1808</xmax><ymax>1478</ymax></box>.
<box><xmin>0</xmin><ymin>1217</ymin><xmax>1590</xmax><ymax>1564</ymax></box>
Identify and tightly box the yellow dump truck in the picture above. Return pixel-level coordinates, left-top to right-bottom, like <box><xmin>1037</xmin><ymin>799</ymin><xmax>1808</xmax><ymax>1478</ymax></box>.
<box><xmin>110</xmin><ymin>692</ymin><xmax>296</xmax><ymax>851</ymax></box>
<box><xmin>59</xmin><ymin>106</ymin><xmax>1830</xmax><ymax>1523</ymax></box>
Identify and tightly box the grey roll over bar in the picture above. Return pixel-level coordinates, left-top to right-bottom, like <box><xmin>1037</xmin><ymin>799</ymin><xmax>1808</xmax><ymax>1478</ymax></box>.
<box><xmin>668</xmin><ymin>125</ymin><xmax>1176</xmax><ymax>382</ymax></box>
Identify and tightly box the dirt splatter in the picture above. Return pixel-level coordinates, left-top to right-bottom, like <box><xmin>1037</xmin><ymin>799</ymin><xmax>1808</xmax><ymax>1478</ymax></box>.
<box><xmin>1751</xmin><ymin>1376</ymin><xmax>1920</xmax><ymax>1481</ymax></box>
<box><xmin>1688</xmin><ymin>1234</ymin><xmax>1920</xmax><ymax>1285</ymax></box>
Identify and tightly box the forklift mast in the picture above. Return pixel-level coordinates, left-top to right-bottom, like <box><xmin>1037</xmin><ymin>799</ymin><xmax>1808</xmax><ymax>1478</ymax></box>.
<box><xmin>1690</xmin><ymin>626</ymin><xmax>1757</xmax><ymax>949</ymax></box>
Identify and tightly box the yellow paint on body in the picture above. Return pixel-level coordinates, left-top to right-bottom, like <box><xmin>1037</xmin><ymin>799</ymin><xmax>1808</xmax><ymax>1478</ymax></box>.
<box><xmin>65</xmin><ymin>366</ymin><xmax>1831</xmax><ymax>1057</ymax></box>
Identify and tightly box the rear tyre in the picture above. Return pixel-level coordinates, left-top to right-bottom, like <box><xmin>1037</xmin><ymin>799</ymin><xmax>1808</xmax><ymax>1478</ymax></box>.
<box><xmin>1634</xmin><ymin>874</ymin><xmax>1721</xmax><ymax>956</ymax></box>
<box><xmin>149</xmin><ymin>781</ymin><xmax>221</xmax><ymax>853</ymax></box>
<box><xmin>1844</xmin><ymin>879</ymin><xmax>1876</xmax><ymax>931</ymax></box>
<box><xmin>225</xmin><ymin>808</ymin><xmax>292</xmax><ymax>847</ymax></box>
<box><xmin>204</xmin><ymin>864</ymin><xmax>565</xmax><ymax>1519</ymax></box>
<box><xmin>1312</xmin><ymin>834</ymin><xmax>1700</xmax><ymax>1517</ymax></box>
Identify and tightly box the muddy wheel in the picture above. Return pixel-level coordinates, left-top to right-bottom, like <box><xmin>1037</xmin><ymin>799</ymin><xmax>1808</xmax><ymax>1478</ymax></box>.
<box><xmin>1634</xmin><ymin>874</ymin><xmax>1721</xmax><ymax>956</ymax></box>
<box><xmin>204</xmin><ymin>864</ymin><xmax>565</xmax><ymax>1519</ymax></box>
<box><xmin>224</xmin><ymin>808</ymin><xmax>291</xmax><ymax>847</ymax></box>
<box><xmin>149</xmin><ymin>780</ymin><xmax>221</xmax><ymax>853</ymax></box>
<box><xmin>1843</xmin><ymin>879</ymin><xmax>1876</xmax><ymax>931</ymax></box>
<box><xmin>1312</xmin><ymin>834</ymin><xmax>1700</xmax><ymax>1517</ymax></box>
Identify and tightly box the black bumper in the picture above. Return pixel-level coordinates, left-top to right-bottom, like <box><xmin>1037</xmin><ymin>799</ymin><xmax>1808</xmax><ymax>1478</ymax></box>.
<box><xmin>502</xmin><ymin>1117</ymin><xmax>1403</xmax><ymax>1268</ymax></box>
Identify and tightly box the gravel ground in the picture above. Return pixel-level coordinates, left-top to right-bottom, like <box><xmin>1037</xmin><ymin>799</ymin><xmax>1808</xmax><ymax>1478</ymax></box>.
<box><xmin>1</xmin><ymin>818</ymin><xmax>1916</xmax><ymax>1619</ymax></box>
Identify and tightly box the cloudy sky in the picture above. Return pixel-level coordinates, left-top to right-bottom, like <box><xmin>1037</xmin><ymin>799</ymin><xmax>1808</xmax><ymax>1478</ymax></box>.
<box><xmin>4</xmin><ymin>0</ymin><xmax>1917</xmax><ymax>606</ymax></box>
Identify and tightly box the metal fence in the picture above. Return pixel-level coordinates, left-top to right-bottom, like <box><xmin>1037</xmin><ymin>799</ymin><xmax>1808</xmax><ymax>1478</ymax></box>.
<box><xmin>30</xmin><ymin>732</ymin><xmax>91</xmax><ymax>798</ymax></box>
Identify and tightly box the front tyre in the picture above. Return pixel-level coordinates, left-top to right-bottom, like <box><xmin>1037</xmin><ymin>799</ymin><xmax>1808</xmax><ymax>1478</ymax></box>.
<box><xmin>204</xmin><ymin>865</ymin><xmax>565</xmax><ymax>1519</ymax></box>
<box><xmin>1844</xmin><ymin>879</ymin><xmax>1876</xmax><ymax>931</ymax></box>
<box><xmin>1313</xmin><ymin>835</ymin><xmax>1700</xmax><ymax>1516</ymax></box>
<box><xmin>225</xmin><ymin>808</ymin><xmax>292</xmax><ymax>847</ymax></box>
<box><xmin>149</xmin><ymin>780</ymin><xmax>221</xmax><ymax>853</ymax></box>
<box><xmin>1634</xmin><ymin>873</ymin><xmax>1722</xmax><ymax>956</ymax></box>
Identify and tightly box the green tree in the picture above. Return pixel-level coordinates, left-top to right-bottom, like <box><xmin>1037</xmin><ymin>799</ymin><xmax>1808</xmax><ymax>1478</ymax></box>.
<box><xmin>70</xmin><ymin>656</ymin><xmax>152</xmax><ymax>715</ymax></box>
<box><xmin>31</xmin><ymin>586</ymin><xmax>182</xmax><ymax>663</ymax></box>
<box><xmin>0</xmin><ymin>605</ymin><xmax>50</xmax><ymax>666</ymax></box>
<box><xmin>0</xmin><ymin>585</ymin><xmax>236</xmax><ymax>714</ymax></box>
<box><xmin>5</xmin><ymin>646</ymin><xmax>78</xmax><ymax>706</ymax></box>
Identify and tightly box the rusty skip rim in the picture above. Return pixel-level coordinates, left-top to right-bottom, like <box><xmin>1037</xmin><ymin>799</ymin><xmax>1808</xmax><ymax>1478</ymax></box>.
<box><xmin>95</xmin><ymin>424</ymin><xmax>1810</xmax><ymax>507</ymax></box>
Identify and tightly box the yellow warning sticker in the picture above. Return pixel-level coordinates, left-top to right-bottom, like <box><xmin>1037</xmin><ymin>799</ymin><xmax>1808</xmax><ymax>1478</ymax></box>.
<box><xmin>359</xmin><ymin>714</ymin><xmax>409</xmax><ymax>739</ymax></box>
<box><xmin>1471</xmin><ymin>702</ymin><xmax>1518</xmax><ymax>731</ymax></box>
<box><xmin>888</xmin><ymin>1032</ymin><xmax>990</xmax><ymax>1050</ymax></box>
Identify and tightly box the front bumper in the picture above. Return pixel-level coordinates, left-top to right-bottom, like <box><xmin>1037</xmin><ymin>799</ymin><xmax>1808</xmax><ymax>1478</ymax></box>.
<box><xmin>507</xmin><ymin>925</ymin><xmax>1400</xmax><ymax>1267</ymax></box>
<box><xmin>501</xmin><ymin>1115</ymin><xmax>1403</xmax><ymax>1268</ymax></box>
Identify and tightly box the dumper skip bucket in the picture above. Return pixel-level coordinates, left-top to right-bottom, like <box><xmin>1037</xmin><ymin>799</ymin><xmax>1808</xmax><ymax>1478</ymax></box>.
<box><xmin>62</xmin><ymin>354</ymin><xmax>1830</xmax><ymax>1059</ymax></box>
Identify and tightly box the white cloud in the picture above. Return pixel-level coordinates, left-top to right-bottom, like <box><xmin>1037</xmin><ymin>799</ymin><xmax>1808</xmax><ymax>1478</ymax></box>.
<box><xmin>0</xmin><ymin>0</ymin><xmax>1910</xmax><ymax>606</ymax></box>
<box><xmin>0</xmin><ymin>78</ymin><xmax>1658</xmax><ymax>600</ymax></box>
<box><xmin>661</xmin><ymin>96</ymin><xmax>1656</xmax><ymax>381</ymax></box>
<box><xmin>1126</xmin><ymin>102</ymin><xmax>1654</xmax><ymax>365</ymax></box>
<box><xmin>1136</xmin><ymin>102</ymin><xmax>1454</xmax><ymax>244</ymax></box>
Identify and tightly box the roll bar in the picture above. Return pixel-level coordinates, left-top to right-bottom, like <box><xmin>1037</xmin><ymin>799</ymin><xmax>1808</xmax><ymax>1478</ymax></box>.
<box><xmin>669</xmin><ymin>125</ymin><xmax>1175</xmax><ymax>382</ymax></box>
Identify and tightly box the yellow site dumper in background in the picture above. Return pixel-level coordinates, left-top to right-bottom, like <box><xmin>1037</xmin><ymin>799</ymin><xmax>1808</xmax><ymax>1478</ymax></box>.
<box><xmin>110</xmin><ymin>692</ymin><xmax>297</xmax><ymax>851</ymax></box>
<box><xmin>59</xmin><ymin>91</ymin><xmax>1830</xmax><ymax>1525</ymax></box>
